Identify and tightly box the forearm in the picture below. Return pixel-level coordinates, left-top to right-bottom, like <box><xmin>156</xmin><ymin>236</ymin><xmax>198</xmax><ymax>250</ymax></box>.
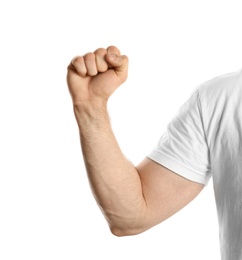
<box><xmin>74</xmin><ymin>102</ymin><xmax>147</xmax><ymax>236</ymax></box>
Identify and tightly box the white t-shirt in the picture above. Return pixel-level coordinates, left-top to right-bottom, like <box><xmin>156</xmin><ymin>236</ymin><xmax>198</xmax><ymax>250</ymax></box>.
<box><xmin>148</xmin><ymin>69</ymin><xmax>242</xmax><ymax>260</ymax></box>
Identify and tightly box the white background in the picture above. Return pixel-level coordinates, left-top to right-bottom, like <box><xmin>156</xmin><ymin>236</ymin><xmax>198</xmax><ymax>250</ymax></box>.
<box><xmin>1</xmin><ymin>0</ymin><xmax>242</xmax><ymax>259</ymax></box>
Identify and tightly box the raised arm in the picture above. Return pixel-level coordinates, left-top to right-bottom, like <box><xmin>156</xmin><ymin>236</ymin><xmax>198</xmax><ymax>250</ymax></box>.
<box><xmin>66</xmin><ymin>46</ymin><xmax>204</xmax><ymax>236</ymax></box>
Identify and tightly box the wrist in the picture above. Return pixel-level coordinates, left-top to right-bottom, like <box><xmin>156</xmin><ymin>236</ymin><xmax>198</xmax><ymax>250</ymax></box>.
<box><xmin>73</xmin><ymin>100</ymin><xmax>110</xmax><ymax>127</ymax></box>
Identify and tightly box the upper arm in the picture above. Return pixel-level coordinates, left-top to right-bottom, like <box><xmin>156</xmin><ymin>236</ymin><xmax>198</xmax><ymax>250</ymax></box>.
<box><xmin>136</xmin><ymin>157</ymin><xmax>204</xmax><ymax>230</ymax></box>
<box><xmin>134</xmin><ymin>88</ymin><xmax>210</xmax><ymax>232</ymax></box>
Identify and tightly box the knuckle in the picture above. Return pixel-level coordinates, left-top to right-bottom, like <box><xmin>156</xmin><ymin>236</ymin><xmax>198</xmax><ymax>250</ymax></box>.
<box><xmin>95</xmin><ymin>49</ymin><xmax>108</xmax><ymax>72</ymax></box>
<box><xmin>95</xmin><ymin>48</ymin><xmax>107</xmax><ymax>56</ymax></box>
<box><xmin>72</xmin><ymin>56</ymin><xmax>83</xmax><ymax>66</ymax></box>
<box><xmin>107</xmin><ymin>45</ymin><xmax>120</xmax><ymax>55</ymax></box>
<box><xmin>84</xmin><ymin>52</ymin><xmax>95</xmax><ymax>62</ymax></box>
<box><xmin>71</xmin><ymin>56</ymin><xmax>86</xmax><ymax>76</ymax></box>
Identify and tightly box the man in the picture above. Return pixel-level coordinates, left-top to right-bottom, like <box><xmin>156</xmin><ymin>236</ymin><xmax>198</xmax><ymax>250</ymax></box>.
<box><xmin>67</xmin><ymin>46</ymin><xmax>242</xmax><ymax>260</ymax></box>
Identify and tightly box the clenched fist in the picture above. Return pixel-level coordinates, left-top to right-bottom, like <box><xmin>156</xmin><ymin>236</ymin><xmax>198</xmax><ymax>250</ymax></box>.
<box><xmin>67</xmin><ymin>46</ymin><xmax>128</xmax><ymax>107</ymax></box>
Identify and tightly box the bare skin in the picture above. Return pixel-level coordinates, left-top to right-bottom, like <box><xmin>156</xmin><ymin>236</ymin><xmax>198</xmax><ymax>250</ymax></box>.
<box><xmin>67</xmin><ymin>46</ymin><xmax>204</xmax><ymax>236</ymax></box>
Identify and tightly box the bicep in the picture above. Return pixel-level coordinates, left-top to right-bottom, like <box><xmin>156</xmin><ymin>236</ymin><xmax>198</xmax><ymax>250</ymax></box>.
<box><xmin>136</xmin><ymin>157</ymin><xmax>204</xmax><ymax>229</ymax></box>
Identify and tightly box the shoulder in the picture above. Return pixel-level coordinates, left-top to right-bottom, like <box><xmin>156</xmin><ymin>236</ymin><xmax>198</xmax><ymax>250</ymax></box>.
<box><xmin>197</xmin><ymin>68</ymin><xmax>242</xmax><ymax>102</ymax></box>
<box><xmin>195</xmin><ymin>68</ymin><xmax>242</xmax><ymax>148</ymax></box>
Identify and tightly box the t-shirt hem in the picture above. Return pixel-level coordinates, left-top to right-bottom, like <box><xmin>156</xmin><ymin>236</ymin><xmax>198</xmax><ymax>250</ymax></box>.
<box><xmin>147</xmin><ymin>150</ymin><xmax>211</xmax><ymax>186</ymax></box>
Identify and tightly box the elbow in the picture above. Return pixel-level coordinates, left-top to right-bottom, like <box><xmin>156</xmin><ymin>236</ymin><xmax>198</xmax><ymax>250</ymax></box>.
<box><xmin>110</xmin><ymin>228</ymin><xmax>126</xmax><ymax>237</ymax></box>
<box><xmin>110</xmin><ymin>227</ymin><xmax>131</xmax><ymax>237</ymax></box>
<box><xmin>109</xmin><ymin>224</ymin><xmax>147</xmax><ymax>237</ymax></box>
<box><xmin>104</xmin><ymin>206</ymin><xmax>151</xmax><ymax>237</ymax></box>
<box><xmin>110</xmin><ymin>227</ymin><xmax>140</xmax><ymax>237</ymax></box>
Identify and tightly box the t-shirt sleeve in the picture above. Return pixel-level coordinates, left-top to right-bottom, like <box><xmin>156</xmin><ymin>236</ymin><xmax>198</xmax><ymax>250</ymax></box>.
<box><xmin>147</xmin><ymin>88</ymin><xmax>211</xmax><ymax>185</ymax></box>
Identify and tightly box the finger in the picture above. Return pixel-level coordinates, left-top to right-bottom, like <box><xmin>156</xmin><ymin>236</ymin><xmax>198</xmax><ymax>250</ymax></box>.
<box><xmin>71</xmin><ymin>56</ymin><xmax>87</xmax><ymax>77</ymax></box>
<box><xmin>106</xmin><ymin>46</ymin><xmax>121</xmax><ymax>68</ymax></box>
<box><xmin>106</xmin><ymin>45</ymin><xmax>121</xmax><ymax>56</ymax></box>
<box><xmin>105</xmin><ymin>53</ymin><xmax>129</xmax><ymax>83</ymax></box>
<box><xmin>84</xmin><ymin>52</ymin><xmax>98</xmax><ymax>76</ymax></box>
<box><xmin>94</xmin><ymin>48</ymin><xmax>108</xmax><ymax>73</ymax></box>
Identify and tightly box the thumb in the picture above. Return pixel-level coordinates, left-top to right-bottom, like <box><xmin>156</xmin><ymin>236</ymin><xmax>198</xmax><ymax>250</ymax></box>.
<box><xmin>105</xmin><ymin>53</ymin><xmax>129</xmax><ymax>82</ymax></box>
